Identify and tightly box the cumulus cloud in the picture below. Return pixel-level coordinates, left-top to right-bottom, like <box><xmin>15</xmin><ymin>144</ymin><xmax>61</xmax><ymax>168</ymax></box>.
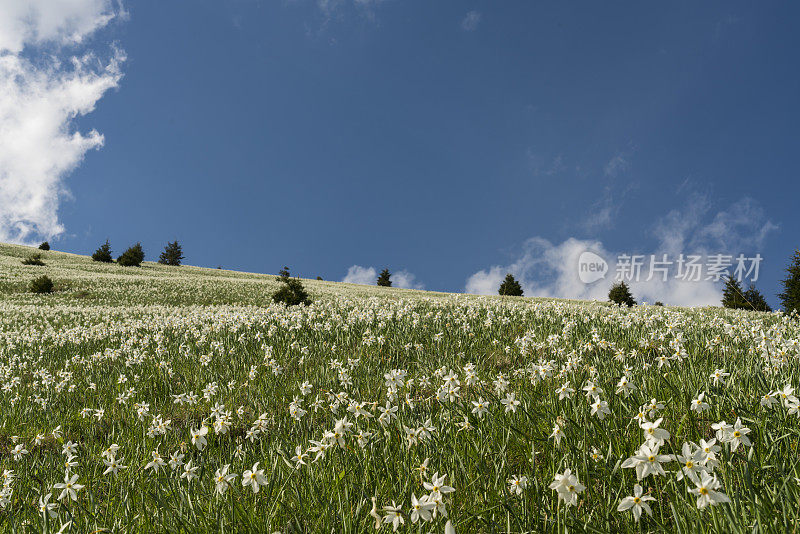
<box><xmin>466</xmin><ymin>196</ymin><xmax>778</xmax><ymax>307</ymax></box>
<box><xmin>392</xmin><ymin>269</ymin><xmax>424</xmax><ymax>290</ymax></box>
<box><xmin>342</xmin><ymin>265</ymin><xmax>377</xmax><ymax>285</ymax></box>
<box><xmin>461</xmin><ymin>11</ymin><xmax>482</xmax><ymax>31</ymax></box>
<box><xmin>342</xmin><ymin>265</ymin><xmax>424</xmax><ymax>289</ymax></box>
<box><xmin>0</xmin><ymin>0</ymin><xmax>124</xmax><ymax>244</ymax></box>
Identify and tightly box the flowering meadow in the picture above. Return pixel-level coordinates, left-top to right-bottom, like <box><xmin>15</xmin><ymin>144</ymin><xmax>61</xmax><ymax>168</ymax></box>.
<box><xmin>1</xmin><ymin>243</ymin><xmax>799</xmax><ymax>532</ymax></box>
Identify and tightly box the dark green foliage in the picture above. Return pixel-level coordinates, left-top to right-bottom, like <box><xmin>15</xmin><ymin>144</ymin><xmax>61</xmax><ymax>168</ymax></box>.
<box><xmin>498</xmin><ymin>273</ymin><xmax>523</xmax><ymax>297</ymax></box>
<box><xmin>92</xmin><ymin>240</ymin><xmax>113</xmax><ymax>263</ymax></box>
<box><xmin>743</xmin><ymin>284</ymin><xmax>772</xmax><ymax>312</ymax></box>
<box><xmin>722</xmin><ymin>276</ymin><xmax>749</xmax><ymax>309</ymax></box>
<box><xmin>118</xmin><ymin>243</ymin><xmax>145</xmax><ymax>267</ymax></box>
<box><xmin>30</xmin><ymin>275</ymin><xmax>54</xmax><ymax>294</ymax></box>
<box><xmin>22</xmin><ymin>254</ymin><xmax>45</xmax><ymax>266</ymax></box>
<box><xmin>377</xmin><ymin>269</ymin><xmax>392</xmax><ymax>287</ymax></box>
<box><xmin>38</xmin><ymin>241</ymin><xmax>50</xmax><ymax>250</ymax></box>
<box><xmin>316</xmin><ymin>276</ymin><xmax>323</xmax><ymax>281</ymax></box>
<box><xmin>779</xmin><ymin>249</ymin><xmax>800</xmax><ymax>314</ymax></box>
<box><xmin>654</xmin><ymin>301</ymin><xmax>664</xmax><ymax>307</ymax></box>
<box><xmin>609</xmin><ymin>281</ymin><xmax>636</xmax><ymax>307</ymax></box>
<box><xmin>158</xmin><ymin>241</ymin><xmax>184</xmax><ymax>266</ymax></box>
<box><xmin>272</xmin><ymin>267</ymin><xmax>311</xmax><ymax>306</ymax></box>
<box><xmin>722</xmin><ymin>276</ymin><xmax>772</xmax><ymax>312</ymax></box>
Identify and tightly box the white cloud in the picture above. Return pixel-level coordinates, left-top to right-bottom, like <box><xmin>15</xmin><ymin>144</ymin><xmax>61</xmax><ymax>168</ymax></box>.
<box><xmin>342</xmin><ymin>265</ymin><xmax>424</xmax><ymax>289</ymax></box>
<box><xmin>461</xmin><ymin>10</ymin><xmax>482</xmax><ymax>31</ymax></box>
<box><xmin>0</xmin><ymin>0</ymin><xmax>119</xmax><ymax>53</ymax></box>
<box><xmin>0</xmin><ymin>0</ymin><xmax>124</xmax><ymax>244</ymax></box>
<box><xmin>466</xmin><ymin>237</ymin><xmax>613</xmax><ymax>301</ymax></box>
<box><xmin>392</xmin><ymin>269</ymin><xmax>424</xmax><ymax>290</ymax></box>
<box><xmin>342</xmin><ymin>265</ymin><xmax>377</xmax><ymax>285</ymax></box>
<box><xmin>466</xmin><ymin>196</ymin><xmax>778</xmax><ymax>307</ymax></box>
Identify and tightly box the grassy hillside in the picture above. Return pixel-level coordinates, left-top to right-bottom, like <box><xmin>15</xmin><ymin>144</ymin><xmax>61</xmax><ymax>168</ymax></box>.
<box><xmin>0</xmin><ymin>242</ymin><xmax>452</xmax><ymax>306</ymax></box>
<box><xmin>0</xmin><ymin>242</ymin><xmax>798</xmax><ymax>533</ymax></box>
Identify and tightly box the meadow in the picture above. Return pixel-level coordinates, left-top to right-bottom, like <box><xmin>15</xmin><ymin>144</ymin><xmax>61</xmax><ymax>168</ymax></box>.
<box><xmin>0</xmin><ymin>243</ymin><xmax>798</xmax><ymax>533</ymax></box>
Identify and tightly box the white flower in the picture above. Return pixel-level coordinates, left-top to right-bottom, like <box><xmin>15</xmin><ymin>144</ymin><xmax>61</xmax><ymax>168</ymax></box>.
<box><xmin>423</xmin><ymin>472</ymin><xmax>455</xmax><ymax>501</ymax></box>
<box><xmin>500</xmin><ymin>392</ymin><xmax>520</xmax><ymax>413</ymax></box>
<box><xmin>214</xmin><ymin>464</ymin><xmax>237</xmax><ymax>495</ymax></box>
<box><xmin>621</xmin><ymin>443</ymin><xmax>673</xmax><ymax>480</ymax></box>
<box><xmin>728</xmin><ymin>418</ymin><xmax>752</xmax><ymax>452</ymax></box>
<box><xmin>471</xmin><ymin>398</ymin><xmax>489</xmax><ymax>418</ymax></box>
<box><xmin>710</xmin><ymin>369</ymin><xmax>730</xmax><ymax>386</ymax></box>
<box><xmin>145</xmin><ymin>450</ymin><xmax>166</xmax><ymax>472</ymax></box>
<box><xmin>548</xmin><ymin>468</ymin><xmax>585</xmax><ymax>506</ymax></box>
<box><xmin>54</xmin><ymin>473</ymin><xmax>84</xmax><ymax>502</ymax></box>
<box><xmin>617</xmin><ymin>484</ymin><xmax>655</xmax><ymax>521</ymax></box>
<box><xmin>778</xmin><ymin>384</ymin><xmax>799</xmax><ymax>408</ymax></box>
<box><xmin>39</xmin><ymin>493</ymin><xmax>59</xmax><ymax>518</ymax></box>
<box><xmin>640</xmin><ymin>418</ymin><xmax>670</xmax><ymax>447</ymax></box>
<box><xmin>102</xmin><ymin>456</ymin><xmax>127</xmax><ymax>477</ymax></box>
<box><xmin>590</xmin><ymin>398</ymin><xmax>610</xmax><ymax>420</ymax></box>
<box><xmin>382</xmin><ymin>501</ymin><xmax>405</xmax><ymax>532</ymax></box>
<box><xmin>507</xmin><ymin>475</ymin><xmax>528</xmax><ymax>496</ymax></box>
<box><xmin>242</xmin><ymin>462</ymin><xmax>267</xmax><ymax>493</ymax></box>
<box><xmin>190</xmin><ymin>425</ymin><xmax>209</xmax><ymax>451</ymax></box>
<box><xmin>181</xmin><ymin>461</ymin><xmax>199</xmax><ymax>482</ymax></box>
<box><xmin>291</xmin><ymin>446</ymin><xmax>308</xmax><ymax>468</ymax></box>
<box><xmin>410</xmin><ymin>494</ymin><xmax>435</xmax><ymax>523</ymax></box>
<box><xmin>688</xmin><ymin>472</ymin><xmax>731</xmax><ymax>509</ymax></box>
<box><xmin>690</xmin><ymin>392</ymin><xmax>710</xmax><ymax>413</ymax></box>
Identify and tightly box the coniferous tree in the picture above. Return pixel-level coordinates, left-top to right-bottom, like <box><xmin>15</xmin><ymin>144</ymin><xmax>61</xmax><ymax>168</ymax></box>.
<box><xmin>778</xmin><ymin>249</ymin><xmax>800</xmax><ymax>315</ymax></box>
<box><xmin>92</xmin><ymin>240</ymin><xmax>113</xmax><ymax>263</ymax></box>
<box><xmin>117</xmin><ymin>243</ymin><xmax>145</xmax><ymax>267</ymax></box>
<box><xmin>721</xmin><ymin>276</ymin><xmax>749</xmax><ymax>309</ymax></box>
<box><xmin>609</xmin><ymin>281</ymin><xmax>636</xmax><ymax>307</ymax></box>
<box><xmin>377</xmin><ymin>269</ymin><xmax>392</xmax><ymax>287</ymax></box>
<box><xmin>38</xmin><ymin>241</ymin><xmax>50</xmax><ymax>251</ymax></box>
<box><xmin>498</xmin><ymin>273</ymin><xmax>523</xmax><ymax>297</ymax></box>
<box><xmin>743</xmin><ymin>284</ymin><xmax>772</xmax><ymax>312</ymax></box>
<box><xmin>272</xmin><ymin>267</ymin><xmax>311</xmax><ymax>306</ymax></box>
<box><xmin>158</xmin><ymin>241</ymin><xmax>184</xmax><ymax>266</ymax></box>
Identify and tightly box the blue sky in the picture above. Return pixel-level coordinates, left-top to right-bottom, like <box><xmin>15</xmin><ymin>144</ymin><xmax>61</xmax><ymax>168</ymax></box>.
<box><xmin>2</xmin><ymin>1</ymin><xmax>798</xmax><ymax>307</ymax></box>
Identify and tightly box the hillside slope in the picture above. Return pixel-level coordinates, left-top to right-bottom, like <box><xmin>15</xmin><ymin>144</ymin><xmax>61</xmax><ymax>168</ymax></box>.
<box><xmin>0</xmin><ymin>242</ymin><xmax>455</xmax><ymax>306</ymax></box>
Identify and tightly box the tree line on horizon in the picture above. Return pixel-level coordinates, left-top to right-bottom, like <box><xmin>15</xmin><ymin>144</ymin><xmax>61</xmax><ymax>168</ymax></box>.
<box><xmin>22</xmin><ymin>241</ymin><xmax>800</xmax><ymax>315</ymax></box>
<box><xmin>496</xmin><ymin>249</ymin><xmax>800</xmax><ymax>316</ymax></box>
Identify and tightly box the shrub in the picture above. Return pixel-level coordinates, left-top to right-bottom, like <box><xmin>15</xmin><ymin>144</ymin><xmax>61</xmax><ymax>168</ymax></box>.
<box><xmin>779</xmin><ymin>249</ymin><xmax>800</xmax><ymax>314</ymax></box>
<box><xmin>38</xmin><ymin>241</ymin><xmax>50</xmax><ymax>251</ymax></box>
<box><xmin>498</xmin><ymin>273</ymin><xmax>523</xmax><ymax>297</ymax></box>
<box><xmin>92</xmin><ymin>240</ymin><xmax>113</xmax><ymax>263</ymax></box>
<box><xmin>272</xmin><ymin>267</ymin><xmax>311</xmax><ymax>306</ymax></box>
<box><xmin>377</xmin><ymin>269</ymin><xmax>392</xmax><ymax>287</ymax></box>
<box><xmin>609</xmin><ymin>281</ymin><xmax>636</xmax><ymax>307</ymax></box>
<box><xmin>654</xmin><ymin>301</ymin><xmax>664</xmax><ymax>307</ymax></box>
<box><xmin>30</xmin><ymin>275</ymin><xmax>54</xmax><ymax>294</ymax></box>
<box><xmin>158</xmin><ymin>241</ymin><xmax>184</xmax><ymax>266</ymax></box>
<box><xmin>22</xmin><ymin>254</ymin><xmax>45</xmax><ymax>266</ymax></box>
<box><xmin>118</xmin><ymin>243</ymin><xmax>145</xmax><ymax>267</ymax></box>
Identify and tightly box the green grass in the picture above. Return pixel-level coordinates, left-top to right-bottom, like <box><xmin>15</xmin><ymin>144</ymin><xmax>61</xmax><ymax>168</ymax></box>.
<box><xmin>0</xmin><ymin>242</ymin><xmax>798</xmax><ymax>533</ymax></box>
